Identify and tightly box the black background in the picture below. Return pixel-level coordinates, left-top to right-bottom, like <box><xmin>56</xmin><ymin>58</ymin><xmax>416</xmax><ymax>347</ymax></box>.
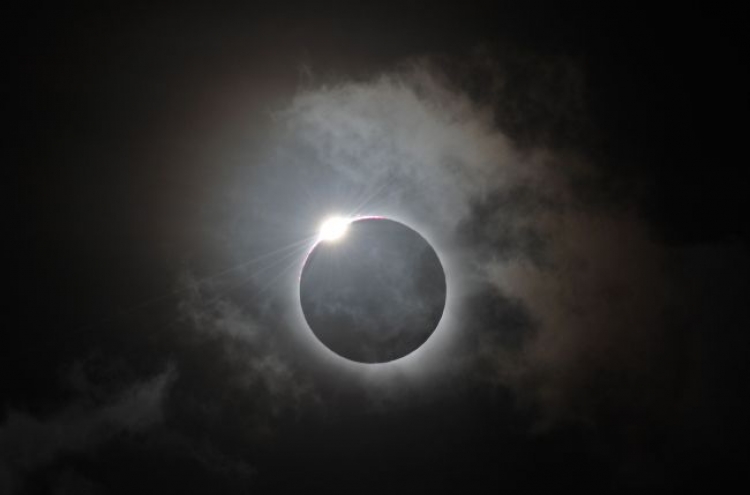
<box><xmin>4</xmin><ymin>2</ymin><xmax>748</xmax><ymax>494</ymax></box>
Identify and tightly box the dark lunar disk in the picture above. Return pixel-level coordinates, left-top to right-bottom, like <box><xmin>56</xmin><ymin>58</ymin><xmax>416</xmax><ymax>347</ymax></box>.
<box><xmin>300</xmin><ymin>217</ymin><xmax>447</xmax><ymax>363</ymax></box>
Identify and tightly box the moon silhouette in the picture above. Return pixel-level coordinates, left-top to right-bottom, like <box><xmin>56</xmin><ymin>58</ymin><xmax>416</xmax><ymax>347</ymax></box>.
<box><xmin>299</xmin><ymin>217</ymin><xmax>446</xmax><ymax>363</ymax></box>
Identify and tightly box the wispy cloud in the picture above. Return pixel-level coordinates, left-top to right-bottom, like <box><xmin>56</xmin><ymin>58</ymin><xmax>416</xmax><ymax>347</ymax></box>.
<box><xmin>0</xmin><ymin>366</ymin><xmax>175</xmax><ymax>493</ymax></box>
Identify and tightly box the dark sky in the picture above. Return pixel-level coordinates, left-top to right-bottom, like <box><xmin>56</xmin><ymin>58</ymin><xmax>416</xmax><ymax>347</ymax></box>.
<box><xmin>4</xmin><ymin>2</ymin><xmax>749</xmax><ymax>494</ymax></box>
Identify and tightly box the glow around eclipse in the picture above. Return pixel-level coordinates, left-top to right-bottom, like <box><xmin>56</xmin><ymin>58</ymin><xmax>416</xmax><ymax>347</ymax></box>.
<box><xmin>318</xmin><ymin>216</ymin><xmax>351</xmax><ymax>242</ymax></box>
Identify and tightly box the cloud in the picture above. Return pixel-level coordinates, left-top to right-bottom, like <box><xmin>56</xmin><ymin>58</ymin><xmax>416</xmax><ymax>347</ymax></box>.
<box><xmin>172</xmin><ymin>52</ymin><xmax>690</xmax><ymax>442</ymax></box>
<box><xmin>257</xmin><ymin>56</ymin><xmax>677</xmax><ymax>429</ymax></box>
<box><xmin>0</xmin><ymin>366</ymin><xmax>175</xmax><ymax>493</ymax></box>
<box><xmin>277</xmin><ymin>64</ymin><xmax>519</xmax><ymax>230</ymax></box>
<box><xmin>169</xmin><ymin>269</ymin><xmax>320</xmax><ymax>444</ymax></box>
<box><xmin>480</xmin><ymin>207</ymin><xmax>673</xmax><ymax>424</ymax></box>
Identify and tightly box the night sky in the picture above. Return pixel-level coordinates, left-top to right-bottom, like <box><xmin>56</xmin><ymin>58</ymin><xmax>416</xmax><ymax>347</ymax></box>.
<box><xmin>4</xmin><ymin>2</ymin><xmax>749</xmax><ymax>494</ymax></box>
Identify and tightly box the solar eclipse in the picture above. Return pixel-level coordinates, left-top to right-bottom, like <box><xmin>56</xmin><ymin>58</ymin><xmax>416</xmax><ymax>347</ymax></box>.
<box><xmin>299</xmin><ymin>217</ymin><xmax>447</xmax><ymax>363</ymax></box>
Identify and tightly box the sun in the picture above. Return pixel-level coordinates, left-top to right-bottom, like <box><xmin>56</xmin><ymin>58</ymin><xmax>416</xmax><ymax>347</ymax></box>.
<box><xmin>318</xmin><ymin>216</ymin><xmax>351</xmax><ymax>242</ymax></box>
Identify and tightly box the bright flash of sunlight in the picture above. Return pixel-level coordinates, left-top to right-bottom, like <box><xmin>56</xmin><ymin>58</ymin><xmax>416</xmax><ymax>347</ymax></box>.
<box><xmin>318</xmin><ymin>216</ymin><xmax>351</xmax><ymax>242</ymax></box>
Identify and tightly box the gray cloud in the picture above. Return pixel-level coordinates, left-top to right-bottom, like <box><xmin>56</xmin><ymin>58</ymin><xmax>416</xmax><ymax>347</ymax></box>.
<box><xmin>174</xmin><ymin>54</ymin><xmax>686</xmax><ymax>442</ymax></box>
<box><xmin>251</xmin><ymin>57</ymin><xmax>675</xmax><ymax>428</ymax></box>
<box><xmin>0</xmin><ymin>366</ymin><xmax>175</xmax><ymax>493</ymax></box>
<box><xmin>176</xmin><ymin>269</ymin><xmax>318</xmax><ymax>414</ymax></box>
